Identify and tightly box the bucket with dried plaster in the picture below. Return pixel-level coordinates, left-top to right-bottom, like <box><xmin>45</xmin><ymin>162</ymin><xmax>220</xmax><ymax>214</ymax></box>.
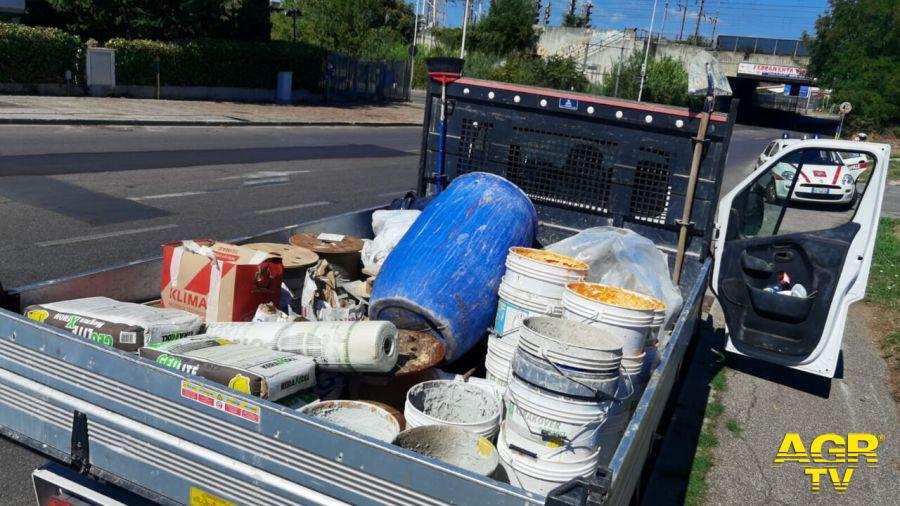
<box><xmin>393</xmin><ymin>425</ymin><xmax>499</xmax><ymax>477</ymax></box>
<box><xmin>518</xmin><ymin>317</ymin><xmax>623</xmax><ymax>373</ymax></box>
<box><xmin>512</xmin><ymin>348</ymin><xmax>622</xmax><ymax>399</ymax></box>
<box><xmin>503</xmin><ymin>248</ymin><xmax>588</xmax><ymax>299</ymax></box>
<box><xmin>405</xmin><ymin>380</ymin><xmax>502</xmax><ymax>439</ymax></box>
<box><xmin>562</xmin><ymin>283</ymin><xmax>665</xmax><ymax>356</ymax></box>
<box><xmin>505</xmin><ymin>374</ymin><xmax>609</xmax><ymax>449</ymax></box>
<box><xmin>497</xmin><ymin>422</ymin><xmax>600</xmax><ymax>496</ymax></box>
<box><xmin>300</xmin><ymin>400</ymin><xmax>401</xmax><ymax>443</ymax></box>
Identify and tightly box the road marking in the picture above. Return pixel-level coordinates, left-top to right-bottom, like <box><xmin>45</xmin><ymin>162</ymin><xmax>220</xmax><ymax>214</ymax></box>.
<box><xmin>36</xmin><ymin>224</ymin><xmax>178</xmax><ymax>247</ymax></box>
<box><xmin>129</xmin><ymin>191</ymin><xmax>208</xmax><ymax>201</ymax></box>
<box><xmin>376</xmin><ymin>190</ymin><xmax>412</xmax><ymax>197</ymax></box>
<box><xmin>222</xmin><ymin>170</ymin><xmax>311</xmax><ymax>180</ymax></box>
<box><xmin>254</xmin><ymin>201</ymin><xmax>331</xmax><ymax>215</ymax></box>
<box><xmin>243</xmin><ymin>176</ymin><xmax>290</xmax><ymax>187</ymax></box>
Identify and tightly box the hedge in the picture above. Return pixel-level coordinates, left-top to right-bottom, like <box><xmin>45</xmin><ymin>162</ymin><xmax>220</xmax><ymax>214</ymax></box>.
<box><xmin>106</xmin><ymin>38</ymin><xmax>328</xmax><ymax>91</ymax></box>
<box><xmin>0</xmin><ymin>23</ymin><xmax>83</xmax><ymax>84</ymax></box>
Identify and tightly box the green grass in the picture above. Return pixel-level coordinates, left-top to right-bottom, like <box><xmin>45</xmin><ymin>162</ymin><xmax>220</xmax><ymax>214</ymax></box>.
<box><xmin>868</xmin><ymin>218</ymin><xmax>900</xmax><ymax>361</ymax></box>
<box><xmin>889</xmin><ymin>158</ymin><xmax>900</xmax><ymax>182</ymax></box>
<box><xmin>685</xmin><ymin>369</ymin><xmax>728</xmax><ymax>506</ymax></box>
<box><xmin>726</xmin><ymin>418</ymin><xmax>743</xmax><ymax>436</ymax></box>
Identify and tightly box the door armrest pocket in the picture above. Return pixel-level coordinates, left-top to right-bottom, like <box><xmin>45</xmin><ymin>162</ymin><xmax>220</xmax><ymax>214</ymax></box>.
<box><xmin>747</xmin><ymin>286</ymin><xmax>815</xmax><ymax>323</ymax></box>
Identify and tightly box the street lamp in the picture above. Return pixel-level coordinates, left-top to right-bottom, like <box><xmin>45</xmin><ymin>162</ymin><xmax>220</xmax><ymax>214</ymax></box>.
<box><xmin>637</xmin><ymin>0</ymin><xmax>659</xmax><ymax>102</ymax></box>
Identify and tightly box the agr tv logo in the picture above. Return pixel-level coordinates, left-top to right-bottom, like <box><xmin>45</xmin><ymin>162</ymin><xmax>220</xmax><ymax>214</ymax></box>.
<box><xmin>773</xmin><ymin>433</ymin><xmax>882</xmax><ymax>494</ymax></box>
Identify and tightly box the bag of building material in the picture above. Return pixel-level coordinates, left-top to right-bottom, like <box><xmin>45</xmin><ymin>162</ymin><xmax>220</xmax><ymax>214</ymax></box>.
<box><xmin>140</xmin><ymin>336</ymin><xmax>316</xmax><ymax>400</ymax></box>
<box><xmin>24</xmin><ymin>297</ymin><xmax>202</xmax><ymax>352</ymax></box>
<box><xmin>204</xmin><ymin>321</ymin><xmax>399</xmax><ymax>373</ymax></box>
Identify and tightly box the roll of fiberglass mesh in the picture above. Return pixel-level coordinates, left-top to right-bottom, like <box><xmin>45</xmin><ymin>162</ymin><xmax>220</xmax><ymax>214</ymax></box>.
<box><xmin>204</xmin><ymin>321</ymin><xmax>399</xmax><ymax>373</ymax></box>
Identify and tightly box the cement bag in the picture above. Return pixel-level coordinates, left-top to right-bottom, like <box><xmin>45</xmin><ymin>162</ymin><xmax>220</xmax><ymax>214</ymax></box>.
<box><xmin>140</xmin><ymin>336</ymin><xmax>315</xmax><ymax>400</ymax></box>
<box><xmin>24</xmin><ymin>297</ymin><xmax>202</xmax><ymax>352</ymax></box>
<box><xmin>548</xmin><ymin>227</ymin><xmax>683</xmax><ymax>338</ymax></box>
<box><xmin>361</xmin><ymin>210</ymin><xmax>421</xmax><ymax>274</ymax></box>
<box><xmin>204</xmin><ymin>321</ymin><xmax>399</xmax><ymax>373</ymax></box>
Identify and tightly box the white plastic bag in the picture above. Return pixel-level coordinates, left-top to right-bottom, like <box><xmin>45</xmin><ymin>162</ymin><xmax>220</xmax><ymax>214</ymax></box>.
<box><xmin>361</xmin><ymin>210</ymin><xmax>420</xmax><ymax>274</ymax></box>
<box><xmin>547</xmin><ymin>227</ymin><xmax>683</xmax><ymax>340</ymax></box>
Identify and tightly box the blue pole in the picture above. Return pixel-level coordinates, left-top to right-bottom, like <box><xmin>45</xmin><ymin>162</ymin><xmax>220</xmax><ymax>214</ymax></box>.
<box><xmin>436</xmin><ymin>119</ymin><xmax>446</xmax><ymax>192</ymax></box>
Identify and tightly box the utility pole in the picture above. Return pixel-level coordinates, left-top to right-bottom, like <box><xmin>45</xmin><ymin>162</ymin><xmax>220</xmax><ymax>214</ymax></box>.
<box><xmin>658</xmin><ymin>1</ymin><xmax>668</xmax><ymax>43</ymax></box>
<box><xmin>693</xmin><ymin>0</ymin><xmax>706</xmax><ymax>44</ymax></box>
<box><xmin>677</xmin><ymin>2</ymin><xmax>687</xmax><ymax>40</ymax></box>
<box><xmin>637</xmin><ymin>0</ymin><xmax>659</xmax><ymax>102</ymax></box>
<box><xmin>409</xmin><ymin>0</ymin><xmax>422</xmax><ymax>92</ymax></box>
<box><xmin>709</xmin><ymin>15</ymin><xmax>719</xmax><ymax>47</ymax></box>
<box><xmin>613</xmin><ymin>29</ymin><xmax>626</xmax><ymax>97</ymax></box>
<box><xmin>460</xmin><ymin>0</ymin><xmax>471</xmax><ymax>58</ymax></box>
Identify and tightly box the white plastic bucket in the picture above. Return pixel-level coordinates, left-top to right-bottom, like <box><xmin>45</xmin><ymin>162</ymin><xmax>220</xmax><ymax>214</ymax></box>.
<box><xmin>505</xmin><ymin>374</ymin><xmax>608</xmax><ymax>448</ymax></box>
<box><xmin>405</xmin><ymin>380</ymin><xmax>501</xmax><ymax>439</ymax></box>
<box><xmin>485</xmin><ymin>332</ymin><xmax>519</xmax><ymax>388</ymax></box>
<box><xmin>503</xmin><ymin>248</ymin><xmax>588</xmax><ymax>300</ymax></box>
<box><xmin>300</xmin><ymin>400</ymin><xmax>400</xmax><ymax>443</ymax></box>
<box><xmin>497</xmin><ymin>423</ymin><xmax>600</xmax><ymax>496</ymax></box>
<box><xmin>495</xmin><ymin>280</ymin><xmax>562</xmax><ymax>336</ymax></box>
<box><xmin>502</xmin><ymin>417</ymin><xmax>600</xmax><ymax>463</ymax></box>
<box><xmin>562</xmin><ymin>283</ymin><xmax>664</xmax><ymax>356</ymax></box>
<box><xmin>517</xmin><ymin>317</ymin><xmax>623</xmax><ymax>372</ymax></box>
<box><xmin>393</xmin><ymin>425</ymin><xmax>499</xmax><ymax>477</ymax></box>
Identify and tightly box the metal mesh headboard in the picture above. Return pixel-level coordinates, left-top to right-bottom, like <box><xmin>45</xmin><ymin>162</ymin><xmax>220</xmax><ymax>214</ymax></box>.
<box><xmin>417</xmin><ymin>78</ymin><xmax>736</xmax><ymax>260</ymax></box>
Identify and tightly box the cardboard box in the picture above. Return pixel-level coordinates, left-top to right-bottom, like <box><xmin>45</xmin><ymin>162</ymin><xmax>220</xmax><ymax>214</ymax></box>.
<box><xmin>140</xmin><ymin>336</ymin><xmax>316</xmax><ymax>400</ymax></box>
<box><xmin>161</xmin><ymin>240</ymin><xmax>284</xmax><ymax>322</ymax></box>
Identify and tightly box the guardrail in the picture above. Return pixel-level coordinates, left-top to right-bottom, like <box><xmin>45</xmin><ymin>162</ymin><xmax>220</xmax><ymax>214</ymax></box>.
<box><xmin>716</xmin><ymin>35</ymin><xmax>810</xmax><ymax>57</ymax></box>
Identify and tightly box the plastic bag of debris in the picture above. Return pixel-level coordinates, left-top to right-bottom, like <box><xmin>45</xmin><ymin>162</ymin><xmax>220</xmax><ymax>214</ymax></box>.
<box><xmin>361</xmin><ymin>210</ymin><xmax>420</xmax><ymax>275</ymax></box>
<box><xmin>548</xmin><ymin>227</ymin><xmax>683</xmax><ymax>340</ymax></box>
<box><xmin>300</xmin><ymin>260</ymin><xmax>367</xmax><ymax>321</ymax></box>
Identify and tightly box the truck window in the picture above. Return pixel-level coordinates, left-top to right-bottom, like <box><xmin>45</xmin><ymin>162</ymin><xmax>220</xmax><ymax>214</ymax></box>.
<box><xmin>737</xmin><ymin>148</ymin><xmax>877</xmax><ymax>238</ymax></box>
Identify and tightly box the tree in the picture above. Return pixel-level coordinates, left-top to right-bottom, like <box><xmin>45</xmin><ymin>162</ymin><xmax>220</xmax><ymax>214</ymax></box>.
<box><xmin>473</xmin><ymin>0</ymin><xmax>537</xmax><ymax>55</ymax></box>
<box><xmin>562</xmin><ymin>13</ymin><xmax>588</xmax><ymax>28</ymax></box>
<box><xmin>807</xmin><ymin>0</ymin><xmax>899</xmax><ymax>131</ymax></box>
<box><xmin>22</xmin><ymin>0</ymin><xmax>272</xmax><ymax>42</ymax></box>
<box><xmin>272</xmin><ymin>0</ymin><xmax>413</xmax><ymax>57</ymax></box>
<box><xmin>606</xmin><ymin>53</ymin><xmax>689</xmax><ymax>106</ymax></box>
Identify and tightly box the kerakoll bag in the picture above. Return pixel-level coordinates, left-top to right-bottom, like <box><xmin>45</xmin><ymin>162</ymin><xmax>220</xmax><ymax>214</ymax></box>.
<box><xmin>24</xmin><ymin>297</ymin><xmax>202</xmax><ymax>352</ymax></box>
<box><xmin>140</xmin><ymin>335</ymin><xmax>316</xmax><ymax>400</ymax></box>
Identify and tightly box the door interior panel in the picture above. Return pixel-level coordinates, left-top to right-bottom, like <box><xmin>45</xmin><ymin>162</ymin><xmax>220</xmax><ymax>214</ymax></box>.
<box><xmin>718</xmin><ymin>221</ymin><xmax>860</xmax><ymax>357</ymax></box>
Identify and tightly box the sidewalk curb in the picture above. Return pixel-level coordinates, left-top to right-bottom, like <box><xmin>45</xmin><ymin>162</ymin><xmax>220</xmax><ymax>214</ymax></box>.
<box><xmin>0</xmin><ymin>118</ymin><xmax>423</xmax><ymax>127</ymax></box>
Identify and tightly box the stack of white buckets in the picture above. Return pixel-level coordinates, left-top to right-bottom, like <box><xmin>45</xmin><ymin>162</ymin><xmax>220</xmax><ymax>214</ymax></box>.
<box><xmin>487</xmin><ymin>247</ymin><xmax>665</xmax><ymax>495</ymax></box>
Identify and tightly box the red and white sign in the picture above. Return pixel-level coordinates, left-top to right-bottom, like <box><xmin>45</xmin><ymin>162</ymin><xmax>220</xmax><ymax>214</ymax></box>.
<box><xmin>738</xmin><ymin>62</ymin><xmax>806</xmax><ymax>80</ymax></box>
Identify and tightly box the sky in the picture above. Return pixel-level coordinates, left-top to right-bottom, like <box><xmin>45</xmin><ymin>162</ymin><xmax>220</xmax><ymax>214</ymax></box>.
<box><xmin>434</xmin><ymin>0</ymin><xmax>832</xmax><ymax>40</ymax></box>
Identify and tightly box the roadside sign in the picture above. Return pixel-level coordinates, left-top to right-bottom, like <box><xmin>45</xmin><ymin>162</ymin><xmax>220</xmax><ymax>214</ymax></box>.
<box><xmin>783</xmin><ymin>84</ymin><xmax>792</xmax><ymax>96</ymax></box>
<box><xmin>799</xmin><ymin>86</ymin><xmax>810</xmax><ymax>98</ymax></box>
<box><xmin>839</xmin><ymin>102</ymin><xmax>852</xmax><ymax>115</ymax></box>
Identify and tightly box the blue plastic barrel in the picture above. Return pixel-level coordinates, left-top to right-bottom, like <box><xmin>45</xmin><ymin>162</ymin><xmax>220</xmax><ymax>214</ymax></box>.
<box><xmin>369</xmin><ymin>172</ymin><xmax>537</xmax><ymax>362</ymax></box>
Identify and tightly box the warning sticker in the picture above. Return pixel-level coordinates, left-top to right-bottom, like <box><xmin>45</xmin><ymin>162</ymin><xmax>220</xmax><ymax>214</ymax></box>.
<box><xmin>189</xmin><ymin>486</ymin><xmax>236</xmax><ymax>506</ymax></box>
<box><xmin>181</xmin><ymin>380</ymin><xmax>261</xmax><ymax>424</ymax></box>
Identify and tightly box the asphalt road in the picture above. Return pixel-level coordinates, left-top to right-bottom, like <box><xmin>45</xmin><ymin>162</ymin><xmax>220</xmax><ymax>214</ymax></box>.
<box><xmin>0</xmin><ymin>122</ymin><xmax>889</xmax><ymax>504</ymax></box>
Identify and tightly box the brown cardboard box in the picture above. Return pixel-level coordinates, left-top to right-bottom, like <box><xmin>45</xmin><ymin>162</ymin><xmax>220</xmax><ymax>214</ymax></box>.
<box><xmin>161</xmin><ymin>240</ymin><xmax>284</xmax><ymax>322</ymax></box>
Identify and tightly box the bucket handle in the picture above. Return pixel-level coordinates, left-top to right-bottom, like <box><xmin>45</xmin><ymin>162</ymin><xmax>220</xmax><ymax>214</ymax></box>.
<box><xmin>539</xmin><ymin>348</ymin><xmax>634</xmax><ymax>404</ymax></box>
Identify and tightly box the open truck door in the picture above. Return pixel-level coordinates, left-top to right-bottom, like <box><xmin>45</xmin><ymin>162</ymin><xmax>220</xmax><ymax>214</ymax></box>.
<box><xmin>712</xmin><ymin>140</ymin><xmax>891</xmax><ymax>377</ymax></box>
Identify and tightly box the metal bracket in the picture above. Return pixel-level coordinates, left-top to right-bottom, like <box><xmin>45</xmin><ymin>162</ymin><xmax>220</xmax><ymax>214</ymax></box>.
<box><xmin>676</xmin><ymin>219</ymin><xmax>696</xmax><ymax>228</ymax></box>
<box><xmin>70</xmin><ymin>410</ymin><xmax>91</xmax><ymax>475</ymax></box>
<box><xmin>427</xmin><ymin>172</ymin><xmax>450</xmax><ymax>187</ymax></box>
<box><xmin>545</xmin><ymin>466</ymin><xmax>612</xmax><ymax>506</ymax></box>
